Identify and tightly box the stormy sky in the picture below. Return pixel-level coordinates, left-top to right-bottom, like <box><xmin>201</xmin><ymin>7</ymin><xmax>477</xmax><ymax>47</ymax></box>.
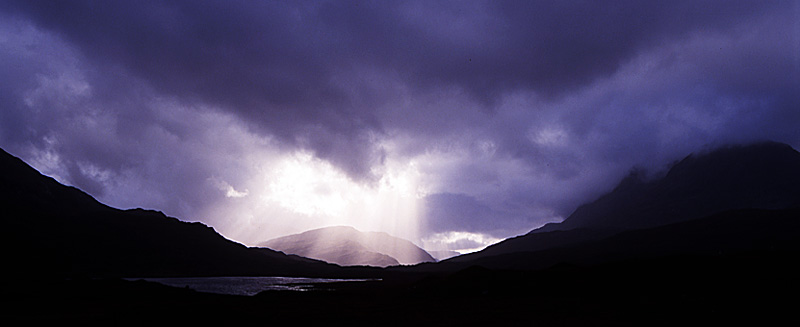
<box><xmin>1</xmin><ymin>0</ymin><xmax>798</xmax><ymax>253</ymax></box>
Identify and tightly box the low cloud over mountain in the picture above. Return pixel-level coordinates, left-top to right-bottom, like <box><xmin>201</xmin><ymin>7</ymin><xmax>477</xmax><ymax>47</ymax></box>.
<box><xmin>261</xmin><ymin>226</ymin><xmax>435</xmax><ymax>267</ymax></box>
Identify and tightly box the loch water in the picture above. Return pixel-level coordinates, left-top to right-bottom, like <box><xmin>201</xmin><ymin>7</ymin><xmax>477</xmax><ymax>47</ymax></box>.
<box><xmin>126</xmin><ymin>276</ymin><xmax>373</xmax><ymax>296</ymax></box>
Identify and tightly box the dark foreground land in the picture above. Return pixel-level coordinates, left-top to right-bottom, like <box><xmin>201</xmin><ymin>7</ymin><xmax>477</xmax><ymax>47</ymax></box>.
<box><xmin>3</xmin><ymin>144</ymin><xmax>799</xmax><ymax>325</ymax></box>
<box><xmin>5</xmin><ymin>251</ymin><xmax>798</xmax><ymax>326</ymax></box>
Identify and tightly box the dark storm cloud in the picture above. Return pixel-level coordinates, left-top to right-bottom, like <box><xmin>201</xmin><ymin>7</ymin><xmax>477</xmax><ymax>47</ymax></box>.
<box><xmin>1</xmin><ymin>0</ymin><xmax>385</xmax><ymax>180</ymax></box>
<box><xmin>0</xmin><ymin>14</ymin><xmax>235</xmax><ymax>219</ymax></box>
<box><xmin>424</xmin><ymin>193</ymin><xmax>497</xmax><ymax>233</ymax></box>
<box><xmin>1</xmin><ymin>1</ymin><xmax>798</xmax><ymax>243</ymax></box>
<box><xmin>423</xmin><ymin>192</ymin><xmax>545</xmax><ymax>238</ymax></box>
<box><xmin>3</xmin><ymin>0</ymin><xmax>789</xmax><ymax>181</ymax></box>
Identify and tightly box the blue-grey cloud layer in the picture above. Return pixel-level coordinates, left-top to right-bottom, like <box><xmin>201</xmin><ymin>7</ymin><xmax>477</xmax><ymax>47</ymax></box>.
<box><xmin>1</xmin><ymin>0</ymin><xmax>798</xmax><ymax>243</ymax></box>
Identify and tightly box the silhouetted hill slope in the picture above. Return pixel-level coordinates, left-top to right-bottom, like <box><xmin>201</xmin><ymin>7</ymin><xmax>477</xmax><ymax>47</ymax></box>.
<box><xmin>459</xmin><ymin>208</ymin><xmax>800</xmax><ymax>270</ymax></box>
<box><xmin>447</xmin><ymin>227</ymin><xmax>619</xmax><ymax>264</ymax></box>
<box><xmin>0</xmin><ymin>148</ymin><xmax>366</xmax><ymax>278</ymax></box>
<box><xmin>0</xmin><ymin>148</ymin><xmax>109</xmax><ymax>213</ymax></box>
<box><xmin>260</xmin><ymin>226</ymin><xmax>435</xmax><ymax>267</ymax></box>
<box><xmin>450</xmin><ymin>141</ymin><xmax>800</xmax><ymax>264</ymax></box>
<box><xmin>553</xmin><ymin>141</ymin><xmax>800</xmax><ymax>231</ymax></box>
<box><xmin>9</xmin><ymin>249</ymin><xmax>800</xmax><ymax>325</ymax></box>
<box><xmin>428</xmin><ymin>250</ymin><xmax>460</xmax><ymax>261</ymax></box>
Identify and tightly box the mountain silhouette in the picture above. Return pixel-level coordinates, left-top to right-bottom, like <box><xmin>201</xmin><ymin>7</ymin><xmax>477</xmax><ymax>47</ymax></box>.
<box><xmin>4</xmin><ymin>143</ymin><xmax>798</xmax><ymax>325</ymax></box>
<box><xmin>551</xmin><ymin>141</ymin><xmax>800</xmax><ymax>231</ymax></box>
<box><xmin>0</xmin><ymin>147</ymin><xmax>363</xmax><ymax>278</ymax></box>
<box><xmin>448</xmin><ymin>141</ymin><xmax>800</xmax><ymax>266</ymax></box>
<box><xmin>260</xmin><ymin>226</ymin><xmax>435</xmax><ymax>267</ymax></box>
<box><xmin>428</xmin><ymin>250</ymin><xmax>461</xmax><ymax>261</ymax></box>
<box><xmin>447</xmin><ymin>207</ymin><xmax>800</xmax><ymax>271</ymax></box>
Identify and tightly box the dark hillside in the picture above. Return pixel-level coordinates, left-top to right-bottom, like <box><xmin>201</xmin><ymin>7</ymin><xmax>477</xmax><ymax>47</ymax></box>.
<box><xmin>0</xmin><ymin>148</ymin><xmax>370</xmax><ymax>278</ymax></box>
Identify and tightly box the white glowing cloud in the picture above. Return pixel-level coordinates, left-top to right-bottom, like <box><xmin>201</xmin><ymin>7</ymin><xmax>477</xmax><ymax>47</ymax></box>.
<box><xmin>209</xmin><ymin>177</ymin><xmax>249</xmax><ymax>198</ymax></box>
<box><xmin>529</xmin><ymin>126</ymin><xmax>569</xmax><ymax>147</ymax></box>
<box><xmin>421</xmin><ymin>231</ymin><xmax>503</xmax><ymax>254</ymax></box>
<box><xmin>264</xmin><ymin>152</ymin><xmax>350</xmax><ymax>216</ymax></box>
<box><xmin>207</xmin><ymin>143</ymin><xmax>428</xmax><ymax>247</ymax></box>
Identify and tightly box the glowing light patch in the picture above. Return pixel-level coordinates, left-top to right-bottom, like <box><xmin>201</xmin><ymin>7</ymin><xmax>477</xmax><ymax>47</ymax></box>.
<box><xmin>529</xmin><ymin>126</ymin><xmax>569</xmax><ymax>147</ymax></box>
<box><xmin>209</xmin><ymin>177</ymin><xmax>249</xmax><ymax>198</ymax></box>
<box><xmin>265</xmin><ymin>152</ymin><xmax>353</xmax><ymax>216</ymax></box>
<box><xmin>225</xmin><ymin>188</ymin><xmax>249</xmax><ymax>198</ymax></box>
<box><xmin>421</xmin><ymin>231</ymin><xmax>503</xmax><ymax>254</ymax></box>
<box><xmin>252</xmin><ymin>150</ymin><xmax>425</xmax><ymax>243</ymax></box>
<box><xmin>77</xmin><ymin>161</ymin><xmax>112</xmax><ymax>184</ymax></box>
<box><xmin>28</xmin><ymin>137</ymin><xmax>66</xmax><ymax>182</ymax></box>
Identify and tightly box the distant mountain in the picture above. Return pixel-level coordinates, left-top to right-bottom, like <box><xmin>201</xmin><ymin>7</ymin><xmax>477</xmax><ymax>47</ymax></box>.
<box><xmin>550</xmin><ymin>141</ymin><xmax>800</xmax><ymax>231</ymax></box>
<box><xmin>449</xmin><ymin>141</ymin><xmax>800</xmax><ymax>266</ymax></box>
<box><xmin>0</xmin><ymin>147</ymin><xmax>365</xmax><ymax>278</ymax></box>
<box><xmin>260</xmin><ymin>226</ymin><xmax>436</xmax><ymax>267</ymax></box>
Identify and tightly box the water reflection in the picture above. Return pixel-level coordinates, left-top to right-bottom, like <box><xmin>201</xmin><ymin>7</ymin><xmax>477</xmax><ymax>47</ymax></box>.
<box><xmin>127</xmin><ymin>276</ymin><xmax>374</xmax><ymax>296</ymax></box>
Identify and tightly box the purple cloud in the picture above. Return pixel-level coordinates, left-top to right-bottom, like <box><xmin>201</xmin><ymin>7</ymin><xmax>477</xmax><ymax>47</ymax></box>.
<box><xmin>1</xmin><ymin>1</ymin><xmax>798</xmax><ymax>249</ymax></box>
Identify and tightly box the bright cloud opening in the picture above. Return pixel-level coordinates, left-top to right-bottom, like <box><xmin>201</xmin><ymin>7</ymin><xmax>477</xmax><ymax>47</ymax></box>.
<box><xmin>421</xmin><ymin>231</ymin><xmax>503</xmax><ymax>255</ymax></box>
<box><xmin>210</xmin><ymin>148</ymin><xmax>427</xmax><ymax>248</ymax></box>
